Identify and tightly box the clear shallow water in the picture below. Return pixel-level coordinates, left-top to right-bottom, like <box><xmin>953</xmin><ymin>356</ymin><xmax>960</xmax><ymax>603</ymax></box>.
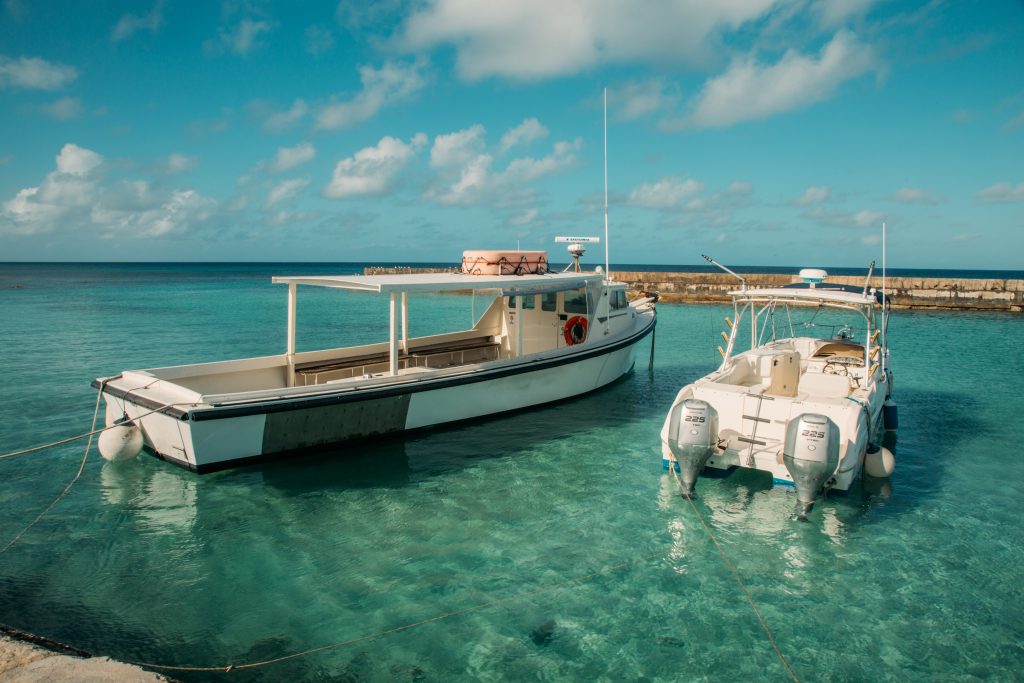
<box><xmin>0</xmin><ymin>264</ymin><xmax>1022</xmax><ymax>682</ymax></box>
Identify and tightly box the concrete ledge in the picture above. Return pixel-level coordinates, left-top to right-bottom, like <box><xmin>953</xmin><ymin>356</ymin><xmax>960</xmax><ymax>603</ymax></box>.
<box><xmin>1</xmin><ymin>628</ymin><xmax>169</xmax><ymax>683</ymax></box>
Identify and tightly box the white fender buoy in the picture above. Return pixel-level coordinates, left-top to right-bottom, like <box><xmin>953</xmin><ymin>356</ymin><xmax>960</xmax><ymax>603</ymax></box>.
<box><xmin>864</xmin><ymin>446</ymin><xmax>895</xmax><ymax>478</ymax></box>
<box><xmin>98</xmin><ymin>416</ymin><xmax>144</xmax><ymax>462</ymax></box>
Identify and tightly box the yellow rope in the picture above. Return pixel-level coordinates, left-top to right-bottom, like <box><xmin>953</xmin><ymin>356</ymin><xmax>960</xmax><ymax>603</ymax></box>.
<box><xmin>669</xmin><ymin>460</ymin><xmax>800</xmax><ymax>682</ymax></box>
<box><xmin>126</xmin><ymin>549</ymin><xmax>667</xmax><ymax>673</ymax></box>
<box><xmin>0</xmin><ymin>386</ymin><xmax>104</xmax><ymax>556</ymax></box>
<box><xmin>0</xmin><ymin>400</ymin><xmax>190</xmax><ymax>461</ymax></box>
<box><xmin>0</xmin><ymin>380</ymin><xmax>189</xmax><ymax>555</ymax></box>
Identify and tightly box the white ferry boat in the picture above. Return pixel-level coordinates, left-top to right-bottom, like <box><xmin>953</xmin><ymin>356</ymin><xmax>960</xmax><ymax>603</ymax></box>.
<box><xmin>94</xmin><ymin>247</ymin><xmax>656</xmax><ymax>472</ymax></box>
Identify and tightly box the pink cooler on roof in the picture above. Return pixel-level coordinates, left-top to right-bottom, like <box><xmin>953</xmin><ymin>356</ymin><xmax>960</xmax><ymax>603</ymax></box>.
<box><xmin>461</xmin><ymin>250</ymin><xmax>548</xmax><ymax>275</ymax></box>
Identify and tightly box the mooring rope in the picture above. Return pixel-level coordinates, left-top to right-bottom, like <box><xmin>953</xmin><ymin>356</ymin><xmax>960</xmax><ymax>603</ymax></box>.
<box><xmin>0</xmin><ymin>386</ymin><xmax>105</xmax><ymax>557</ymax></box>
<box><xmin>125</xmin><ymin>548</ymin><xmax>668</xmax><ymax>674</ymax></box>
<box><xmin>0</xmin><ymin>396</ymin><xmax>187</xmax><ymax>461</ymax></box>
<box><xmin>0</xmin><ymin>380</ymin><xmax>190</xmax><ymax>556</ymax></box>
<box><xmin>668</xmin><ymin>460</ymin><xmax>800</xmax><ymax>683</ymax></box>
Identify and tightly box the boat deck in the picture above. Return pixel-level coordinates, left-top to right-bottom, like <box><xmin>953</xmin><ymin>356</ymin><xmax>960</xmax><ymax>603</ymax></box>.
<box><xmin>294</xmin><ymin>336</ymin><xmax>502</xmax><ymax>386</ymax></box>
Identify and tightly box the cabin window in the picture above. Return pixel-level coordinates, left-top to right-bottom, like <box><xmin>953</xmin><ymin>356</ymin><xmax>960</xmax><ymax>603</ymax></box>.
<box><xmin>610</xmin><ymin>289</ymin><xmax>628</xmax><ymax>312</ymax></box>
<box><xmin>541</xmin><ymin>293</ymin><xmax>557</xmax><ymax>311</ymax></box>
<box><xmin>563</xmin><ymin>288</ymin><xmax>589</xmax><ymax>314</ymax></box>
<box><xmin>507</xmin><ymin>295</ymin><xmax>536</xmax><ymax>310</ymax></box>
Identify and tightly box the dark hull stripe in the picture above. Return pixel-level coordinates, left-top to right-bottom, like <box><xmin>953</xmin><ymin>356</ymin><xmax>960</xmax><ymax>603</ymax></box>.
<box><xmin>153</xmin><ymin>358</ymin><xmax>640</xmax><ymax>474</ymax></box>
<box><xmin>97</xmin><ymin>317</ymin><xmax>655</xmax><ymax>423</ymax></box>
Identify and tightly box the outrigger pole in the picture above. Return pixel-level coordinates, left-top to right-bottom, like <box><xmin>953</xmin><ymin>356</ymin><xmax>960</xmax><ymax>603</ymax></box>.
<box><xmin>702</xmin><ymin>254</ymin><xmax>747</xmax><ymax>291</ymax></box>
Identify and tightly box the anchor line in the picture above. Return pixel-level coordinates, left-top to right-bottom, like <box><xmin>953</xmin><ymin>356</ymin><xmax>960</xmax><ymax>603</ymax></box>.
<box><xmin>0</xmin><ymin>382</ymin><xmax>191</xmax><ymax>556</ymax></box>
<box><xmin>0</xmin><ymin>382</ymin><xmax>105</xmax><ymax>557</ymax></box>
<box><xmin>0</xmin><ymin>384</ymin><xmax>185</xmax><ymax>461</ymax></box>
<box><xmin>123</xmin><ymin>548</ymin><xmax>669</xmax><ymax>674</ymax></box>
<box><xmin>668</xmin><ymin>466</ymin><xmax>800</xmax><ymax>683</ymax></box>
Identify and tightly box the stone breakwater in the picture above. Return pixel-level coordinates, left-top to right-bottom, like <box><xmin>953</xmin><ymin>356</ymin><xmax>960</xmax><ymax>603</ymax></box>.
<box><xmin>613</xmin><ymin>272</ymin><xmax>1024</xmax><ymax>312</ymax></box>
<box><xmin>363</xmin><ymin>268</ymin><xmax>1023</xmax><ymax>312</ymax></box>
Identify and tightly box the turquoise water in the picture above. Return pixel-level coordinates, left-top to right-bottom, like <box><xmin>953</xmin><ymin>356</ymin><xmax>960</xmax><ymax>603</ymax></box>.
<box><xmin>1</xmin><ymin>264</ymin><xmax>1022</xmax><ymax>681</ymax></box>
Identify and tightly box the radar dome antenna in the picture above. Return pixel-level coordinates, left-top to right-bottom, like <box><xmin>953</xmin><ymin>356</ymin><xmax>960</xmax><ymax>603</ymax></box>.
<box><xmin>556</xmin><ymin>236</ymin><xmax>600</xmax><ymax>272</ymax></box>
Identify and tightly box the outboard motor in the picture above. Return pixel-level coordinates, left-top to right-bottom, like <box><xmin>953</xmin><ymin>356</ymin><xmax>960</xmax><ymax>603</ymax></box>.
<box><xmin>667</xmin><ymin>399</ymin><xmax>718</xmax><ymax>497</ymax></box>
<box><xmin>783</xmin><ymin>414</ymin><xmax>839</xmax><ymax>521</ymax></box>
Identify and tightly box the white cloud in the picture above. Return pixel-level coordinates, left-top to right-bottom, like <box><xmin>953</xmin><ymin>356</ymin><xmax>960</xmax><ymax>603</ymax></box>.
<box><xmin>727</xmin><ymin>181</ymin><xmax>753</xmax><ymax>196</ymax></box>
<box><xmin>264</xmin><ymin>178</ymin><xmax>310</xmax><ymax>209</ymax></box>
<box><xmin>111</xmin><ymin>0</ymin><xmax>164</xmax><ymax>42</ymax></box>
<box><xmin>629</xmin><ymin>177</ymin><xmax>704</xmax><ymax>209</ymax></box>
<box><xmin>165</xmin><ymin>153</ymin><xmax>198</xmax><ymax>174</ymax></box>
<box><xmin>1003</xmin><ymin>108</ymin><xmax>1024</xmax><ymax>131</ymax></box>
<box><xmin>261</xmin><ymin>99</ymin><xmax>308</xmax><ymax>132</ymax></box>
<box><xmin>670</xmin><ymin>31</ymin><xmax>876</xmax><ymax>130</ymax></box>
<box><xmin>0</xmin><ymin>55</ymin><xmax>78</xmax><ymax>90</ymax></box>
<box><xmin>803</xmin><ymin>206</ymin><xmax>885</xmax><ymax>229</ymax></box>
<box><xmin>976</xmin><ymin>182</ymin><xmax>1024</xmax><ymax>204</ymax></box>
<box><xmin>501</xmin><ymin>138</ymin><xmax>581</xmax><ymax>183</ymax></box>
<box><xmin>400</xmin><ymin>0</ymin><xmax>779</xmax><ymax>81</ymax></box>
<box><xmin>814</xmin><ymin>0</ymin><xmax>881</xmax><ymax>28</ymax></box>
<box><xmin>430</xmin><ymin>124</ymin><xmax>487</xmax><ymax>168</ymax></box>
<box><xmin>207</xmin><ymin>18</ymin><xmax>274</xmax><ymax>56</ymax></box>
<box><xmin>794</xmin><ymin>185</ymin><xmax>830</xmax><ymax>206</ymax></box>
<box><xmin>887</xmin><ymin>187</ymin><xmax>941</xmax><ymax>204</ymax></box>
<box><xmin>615</xmin><ymin>78</ymin><xmax>679</xmax><ymax>120</ymax></box>
<box><xmin>1</xmin><ymin>144</ymin><xmax>215</xmax><ymax>237</ymax></box>
<box><xmin>429</xmin><ymin>129</ymin><xmax>581</xmax><ymax>206</ymax></box>
<box><xmin>268</xmin><ymin>143</ymin><xmax>316</xmax><ymax>173</ymax></box>
<box><xmin>305</xmin><ymin>25</ymin><xmax>335</xmax><ymax>55</ymax></box>
<box><xmin>498</xmin><ymin>118</ymin><xmax>548</xmax><ymax>153</ymax></box>
<box><xmin>91</xmin><ymin>186</ymin><xmax>215</xmax><ymax>238</ymax></box>
<box><xmin>56</xmin><ymin>144</ymin><xmax>102</xmax><ymax>175</ymax></box>
<box><xmin>324</xmin><ymin>133</ymin><xmax>427</xmax><ymax>199</ymax></box>
<box><xmin>315</xmin><ymin>59</ymin><xmax>427</xmax><ymax>130</ymax></box>
<box><xmin>43</xmin><ymin>96</ymin><xmax>82</xmax><ymax>120</ymax></box>
<box><xmin>509</xmin><ymin>208</ymin><xmax>538</xmax><ymax>225</ymax></box>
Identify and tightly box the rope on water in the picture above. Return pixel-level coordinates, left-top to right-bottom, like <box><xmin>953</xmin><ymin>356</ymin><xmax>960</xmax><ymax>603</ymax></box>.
<box><xmin>668</xmin><ymin>460</ymin><xmax>800</xmax><ymax>683</ymax></box>
<box><xmin>0</xmin><ymin>380</ymin><xmax>190</xmax><ymax>556</ymax></box>
<box><xmin>125</xmin><ymin>548</ymin><xmax>668</xmax><ymax>674</ymax></box>
<box><xmin>0</xmin><ymin>384</ymin><xmax>105</xmax><ymax>556</ymax></box>
<box><xmin>0</xmin><ymin>385</ymin><xmax>187</xmax><ymax>461</ymax></box>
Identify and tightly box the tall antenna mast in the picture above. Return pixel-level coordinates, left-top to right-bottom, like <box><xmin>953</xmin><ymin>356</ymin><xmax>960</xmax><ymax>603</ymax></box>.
<box><xmin>882</xmin><ymin>222</ymin><xmax>887</xmax><ymax>374</ymax></box>
<box><xmin>603</xmin><ymin>87</ymin><xmax>609</xmax><ymax>277</ymax></box>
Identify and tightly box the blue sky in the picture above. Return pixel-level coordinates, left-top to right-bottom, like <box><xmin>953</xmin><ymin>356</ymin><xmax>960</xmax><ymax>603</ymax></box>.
<box><xmin>1</xmin><ymin>0</ymin><xmax>1021</xmax><ymax>268</ymax></box>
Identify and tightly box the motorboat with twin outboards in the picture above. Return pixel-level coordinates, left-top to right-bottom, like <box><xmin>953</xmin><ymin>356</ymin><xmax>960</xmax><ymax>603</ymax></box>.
<box><xmin>660</xmin><ymin>257</ymin><xmax>897</xmax><ymax>520</ymax></box>
<box><xmin>94</xmin><ymin>242</ymin><xmax>656</xmax><ymax>472</ymax></box>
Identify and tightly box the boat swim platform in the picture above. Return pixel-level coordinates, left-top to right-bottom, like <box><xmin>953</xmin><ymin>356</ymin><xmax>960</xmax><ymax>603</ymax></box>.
<box><xmin>362</xmin><ymin>268</ymin><xmax>1024</xmax><ymax>312</ymax></box>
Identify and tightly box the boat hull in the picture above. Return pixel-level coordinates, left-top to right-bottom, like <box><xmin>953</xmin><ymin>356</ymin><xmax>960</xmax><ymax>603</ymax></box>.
<box><xmin>103</xmin><ymin>322</ymin><xmax>653</xmax><ymax>473</ymax></box>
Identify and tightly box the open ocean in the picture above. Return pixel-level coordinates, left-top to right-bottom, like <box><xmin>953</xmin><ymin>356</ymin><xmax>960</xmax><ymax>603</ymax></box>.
<box><xmin>0</xmin><ymin>262</ymin><xmax>1022</xmax><ymax>682</ymax></box>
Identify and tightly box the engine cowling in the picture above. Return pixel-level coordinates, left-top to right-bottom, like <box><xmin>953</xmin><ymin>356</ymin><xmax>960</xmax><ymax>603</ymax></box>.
<box><xmin>667</xmin><ymin>399</ymin><xmax>718</xmax><ymax>496</ymax></box>
<box><xmin>783</xmin><ymin>413</ymin><xmax>839</xmax><ymax>520</ymax></box>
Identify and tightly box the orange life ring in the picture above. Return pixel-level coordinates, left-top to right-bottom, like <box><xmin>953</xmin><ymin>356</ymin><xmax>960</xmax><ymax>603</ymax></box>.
<box><xmin>563</xmin><ymin>316</ymin><xmax>588</xmax><ymax>345</ymax></box>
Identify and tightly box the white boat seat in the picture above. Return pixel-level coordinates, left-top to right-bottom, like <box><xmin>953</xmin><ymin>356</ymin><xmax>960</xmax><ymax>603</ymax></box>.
<box><xmin>799</xmin><ymin>372</ymin><xmax>850</xmax><ymax>398</ymax></box>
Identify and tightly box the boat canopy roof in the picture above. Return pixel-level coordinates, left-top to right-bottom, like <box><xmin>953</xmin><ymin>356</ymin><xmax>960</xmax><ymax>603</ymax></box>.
<box><xmin>271</xmin><ymin>271</ymin><xmax>606</xmax><ymax>295</ymax></box>
<box><xmin>730</xmin><ymin>284</ymin><xmax>883</xmax><ymax>307</ymax></box>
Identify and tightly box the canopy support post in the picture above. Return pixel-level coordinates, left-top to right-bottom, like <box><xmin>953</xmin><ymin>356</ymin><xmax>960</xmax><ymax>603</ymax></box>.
<box><xmin>286</xmin><ymin>282</ymin><xmax>296</xmax><ymax>387</ymax></box>
<box><xmin>389</xmin><ymin>291</ymin><xmax>399</xmax><ymax>376</ymax></box>
<box><xmin>401</xmin><ymin>292</ymin><xmax>408</xmax><ymax>353</ymax></box>
<box><xmin>515</xmin><ymin>294</ymin><xmax>523</xmax><ymax>357</ymax></box>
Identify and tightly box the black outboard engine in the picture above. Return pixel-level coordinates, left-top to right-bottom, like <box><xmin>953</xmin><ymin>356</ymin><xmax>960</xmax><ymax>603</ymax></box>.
<box><xmin>783</xmin><ymin>413</ymin><xmax>839</xmax><ymax>521</ymax></box>
<box><xmin>667</xmin><ymin>399</ymin><xmax>718</xmax><ymax>497</ymax></box>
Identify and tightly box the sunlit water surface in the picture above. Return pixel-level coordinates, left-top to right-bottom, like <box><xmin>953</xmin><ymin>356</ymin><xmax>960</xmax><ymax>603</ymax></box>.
<box><xmin>0</xmin><ymin>264</ymin><xmax>1022</xmax><ymax>681</ymax></box>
